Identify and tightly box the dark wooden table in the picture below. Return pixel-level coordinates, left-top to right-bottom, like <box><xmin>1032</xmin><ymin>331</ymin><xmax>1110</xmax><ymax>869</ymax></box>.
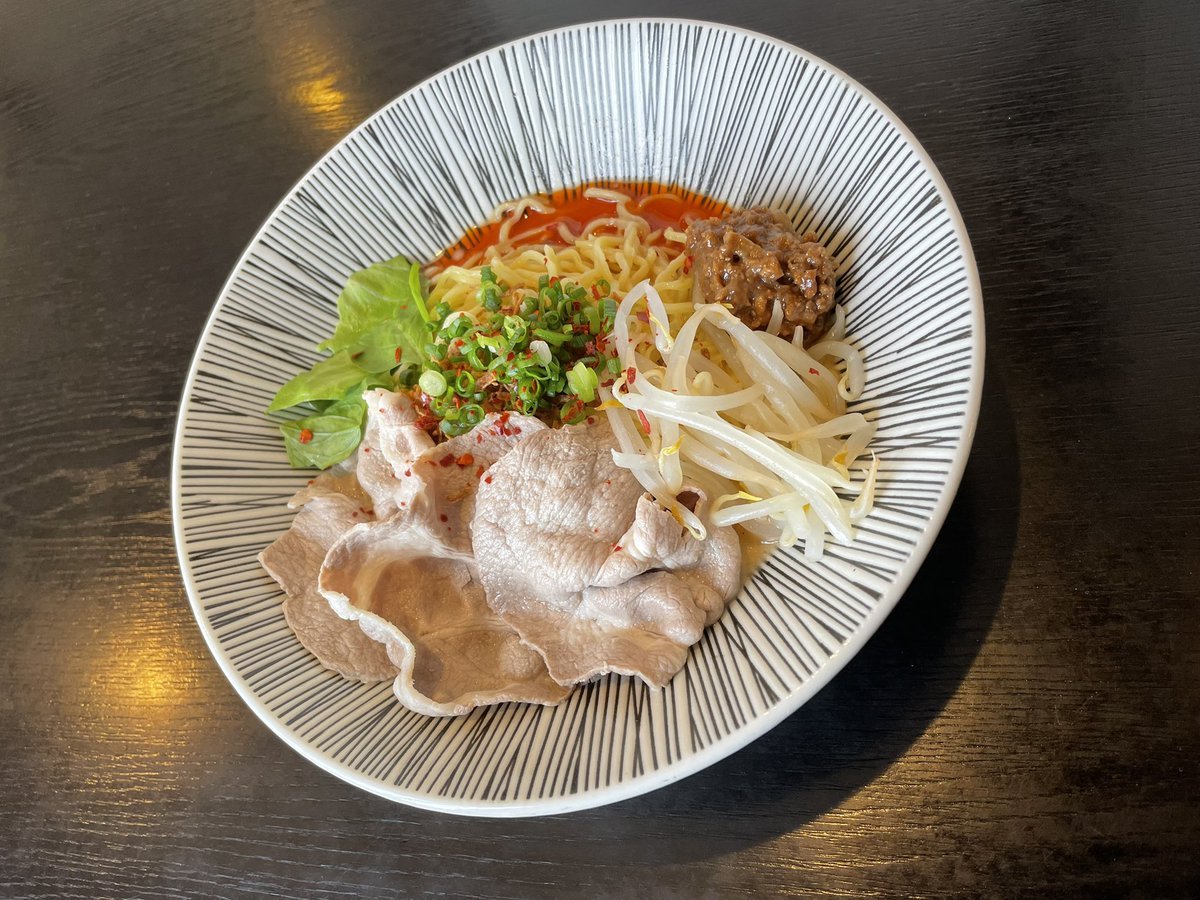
<box><xmin>3</xmin><ymin>1</ymin><xmax>1198</xmax><ymax>896</ymax></box>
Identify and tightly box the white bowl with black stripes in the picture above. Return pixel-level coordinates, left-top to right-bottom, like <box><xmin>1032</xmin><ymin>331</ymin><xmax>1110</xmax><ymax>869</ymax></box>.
<box><xmin>172</xmin><ymin>18</ymin><xmax>983</xmax><ymax>816</ymax></box>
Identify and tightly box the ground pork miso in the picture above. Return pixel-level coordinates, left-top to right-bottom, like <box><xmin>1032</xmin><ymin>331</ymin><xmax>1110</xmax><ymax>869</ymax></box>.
<box><xmin>685</xmin><ymin>207</ymin><xmax>837</xmax><ymax>345</ymax></box>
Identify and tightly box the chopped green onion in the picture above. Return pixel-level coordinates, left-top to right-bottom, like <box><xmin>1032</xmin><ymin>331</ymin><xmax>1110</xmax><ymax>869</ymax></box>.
<box><xmin>404</xmin><ymin>275</ymin><xmax>623</xmax><ymax>437</ymax></box>
<box><xmin>503</xmin><ymin>315</ymin><xmax>528</xmax><ymax>342</ymax></box>
<box><xmin>466</xmin><ymin>346</ymin><xmax>489</xmax><ymax>370</ymax></box>
<box><xmin>429</xmin><ymin>395</ymin><xmax>451</xmax><ymax>418</ymax></box>
<box><xmin>533</xmin><ymin>328</ymin><xmax>571</xmax><ymax>345</ymax></box>
<box><xmin>419</xmin><ymin>369</ymin><xmax>448</xmax><ymax>397</ymax></box>
<box><xmin>566</xmin><ymin>361</ymin><xmax>599</xmax><ymax>402</ymax></box>
<box><xmin>476</xmin><ymin>333</ymin><xmax>506</xmax><ymax>354</ymax></box>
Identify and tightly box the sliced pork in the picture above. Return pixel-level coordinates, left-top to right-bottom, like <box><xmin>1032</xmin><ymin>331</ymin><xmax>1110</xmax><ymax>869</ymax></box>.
<box><xmin>471</xmin><ymin>422</ymin><xmax>743</xmax><ymax>689</ymax></box>
<box><xmin>265</xmin><ymin>390</ymin><xmax>566</xmax><ymax>714</ymax></box>
<box><xmin>402</xmin><ymin>412</ymin><xmax>544</xmax><ymax>554</ymax></box>
<box><xmin>318</xmin><ymin>515</ymin><xmax>569</xmax><ymax>716</ymax></box>
<box><xmin>259</xmin><ymin>495</ymin><xmax>398</xmax><ymax>682</ymax></box>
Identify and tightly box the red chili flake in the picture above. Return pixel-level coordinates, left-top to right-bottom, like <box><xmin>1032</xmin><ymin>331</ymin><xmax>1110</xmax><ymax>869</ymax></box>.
<box><xmin>362</xmin><ymin>446</ymin><xmax>371</xmax><ymax>453</ymax></box>
<box><xmin>506</xmin><ymin>352</ymin><xmax>515</xmax><ymax>362</ymax></box>
<box><xmin>604</xmin><ymin>479</ymin><xmax>611</xmax><ymax>485</ymax></box>
<box><xmin>475</xmin><ymin>466</ymin><xmax>484</xmax><ymax>478</ymax></box>
<box><xmin>512</xmin><ymin>426</ymin><xmax>522</xmax><ymax>435</ymax></box>
<box><xmin>636</xmin><ymin>310</ymin><xmax>649</xmax><ymax>324</ymax></box>
<box><xmin>636</xmin><ymin>410</ymin><xmax>651</xmax><ymax>434</ymax></box>
<box><xmin>298</xmin><ymin>428</ymin><xmax>314</xmax><ymax>444</ymax></box>
<box><xmin>400</xmin><ymin>501</ymin><xmax>406</xmax><ymax>507</ymax></box>
<box><xmin>475</xmin><ymin>433</ymin><xmax>483</xmax><ymax>444</ymax></box>
<box><xmin>306</xmin><ymin>478</ymin><xmax>315</xmax><ymax>486</ymax></box>
<box><xmin>572</xmin><ymin>302</ymin><xmax>581</xmax><ymax>313</ymax></box>
<box><xmin>484</xmin><ymin>475</ymin><xmax>493</xmax><ymax>484</ymax></box>
<box><xmin>626</xmin><ymin>367</ymin><xmax>637</xmax><ymax>384</ymax></box>
<box><xmin>394</xmin><ymin>347</ymin><xmax>402</xmax><ymax>362</ymax></box>
<box><xmin>404</xmin><ymin>469</ymin><xmax>412</xmax><ymax>477</ymax></box>
<box><xmin>439</xmin><ymin>514</ymin><xmax>448</xmax><ymax>523</ymax></box>
<box><xmin>591</xmin><ymin>284</ymin><xmax>601</xmax><ymax>300</ymax></box>
<box><xmin>587</xmin><ymin>416</ymin><xmax>596</xmax><ymax>425</ymax></box>
<box><xmin>549</xmin><ymin>275</ymin><xmax>559</xmax><ymax>285</ymax></box>
<box><xmin>457</xmin><ymin>453</ymin><xmax>474</xmax><ymax>466</ymax></box>
<box><xmin>808</xmin><ymin>367</ymin><xmax>820</xmax><ymax>376</ymax></box>
<box><xmin>612</xmin><ymin>544</ymin><xmax>622</xmax><ymax>553</ymax></box>
<box><xmin>438</xmin><ymin>455</ymin><xmax>455</xmax><ymax>468</ymax></box>
<box><xmin>351</xmin><ymin>511</ymin><xmax>359</xmax><ymax>518</ymax></box>
<box><xmin>683</xmin><ymin>255</ymin><xmax>693</xmax><ymax>274</ymax></box>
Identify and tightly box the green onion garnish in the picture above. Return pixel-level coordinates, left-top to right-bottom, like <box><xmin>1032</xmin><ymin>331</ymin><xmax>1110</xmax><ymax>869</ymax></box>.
<box><xmin>412</xmin><ymin>274</ymin><xmax>623</xmax><ymax>437</ymax></box>
<box><xmin>419</xmin><ymin>369</ymin><xmax>448</xmax><ymax>397</ymax></box>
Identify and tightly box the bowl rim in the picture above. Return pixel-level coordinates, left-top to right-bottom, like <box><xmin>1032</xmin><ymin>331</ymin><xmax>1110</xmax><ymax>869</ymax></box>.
<box><xmin>171</xmin><ymin>16</ymin><xmax>984</xmax><ymax>817</ymax></box>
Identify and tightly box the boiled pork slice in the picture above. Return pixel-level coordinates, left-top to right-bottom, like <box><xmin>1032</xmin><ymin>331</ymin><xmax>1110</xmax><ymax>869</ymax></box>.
<box><xmin>259</xmin><ymin>495</ymin><xmax>398</xmax><ymax>682</ymax></box>
<box><xmin>352</xmin><ymin>388</ymin><xmax>434</xmax><ymax>517</ymax></box>
<box><xmin>471</xmin><ymin>422</ymin><xmax>743</xmax><ymax>689</ymax></box>
<box><xmin>266</xmin><ymin>390</ymin><xmax>549</xmax><ymax>704</ymax></box>
<box><xmin>402</xmin><ymin>412</ymin><xmax>544</xmax><ymax>554</ymax></box>
<box><xmin>319</xmin><ymin>515</ymin><xmax>569</xmax><ymax>716</ymax></box>
<box><xmin>263</xmin><ymin>389</ymin><xmax>433</xmax><ymax>682</ymax></box>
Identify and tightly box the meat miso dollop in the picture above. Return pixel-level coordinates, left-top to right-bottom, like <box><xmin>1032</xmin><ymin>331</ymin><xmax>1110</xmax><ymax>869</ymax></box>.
<box><xmin>685</xmin><ymin>206</ymin><xmax>837</xmax><ymax>344</ymax></box>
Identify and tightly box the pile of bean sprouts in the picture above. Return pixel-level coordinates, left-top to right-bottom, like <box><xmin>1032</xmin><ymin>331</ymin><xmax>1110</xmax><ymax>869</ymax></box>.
<box><xmin>603</xmin><ymin>281</ymin><xmax>878</xmax><ymax>559</ymax></box>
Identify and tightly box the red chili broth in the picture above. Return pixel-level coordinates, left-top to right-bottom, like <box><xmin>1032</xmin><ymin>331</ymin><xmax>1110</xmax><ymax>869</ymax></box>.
<box><xmin>427</xmin><ymin>181</ymin><xmax>729</xmax><ymax>273</ymax></box>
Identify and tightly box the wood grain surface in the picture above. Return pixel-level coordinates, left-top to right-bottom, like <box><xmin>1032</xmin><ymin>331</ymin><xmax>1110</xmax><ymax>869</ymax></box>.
<box><xmin>2</xmin><ymin>1</ymin><xmax>1198</xmax><ymax>897</ymax></box>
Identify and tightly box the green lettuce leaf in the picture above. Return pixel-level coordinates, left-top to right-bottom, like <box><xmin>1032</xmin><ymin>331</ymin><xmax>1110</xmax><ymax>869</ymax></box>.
<box><xmin>267</xmin><ymin>351</ymin><xmax>372</xmax><ymax>413</ymax></box>
<box><xmin>267</xmin><ymin>254</ymin><xmax>432</xmax><ymax>469</ymax></box>
<box><xmin>278</xmin><ymin>391</ymin><xmax>370</xmax><ymax>470</ymax></box>
<box><xmin>316</xmin><ymin>255</ymin><xmax>429</xmax><ymax>373</ymax></box>
<box><xmin>348</xmin><ymin>318</ymin><xmax>424</xmax><ymax>373</ymax></box>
